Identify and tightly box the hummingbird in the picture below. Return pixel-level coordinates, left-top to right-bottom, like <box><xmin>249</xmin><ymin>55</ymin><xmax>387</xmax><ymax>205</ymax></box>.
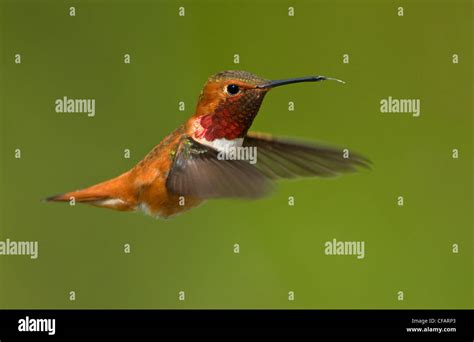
<box><xmin>46</xmin><ymin>70</ymin><xmax>370</xmax><ymax>218</ymax></box>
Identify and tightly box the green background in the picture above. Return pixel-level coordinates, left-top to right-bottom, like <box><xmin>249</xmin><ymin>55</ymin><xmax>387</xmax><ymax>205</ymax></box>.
<box><xmin>0</xmin><ymin>0</ymin><xmax>472</xmax><ymax>309</ymax></box>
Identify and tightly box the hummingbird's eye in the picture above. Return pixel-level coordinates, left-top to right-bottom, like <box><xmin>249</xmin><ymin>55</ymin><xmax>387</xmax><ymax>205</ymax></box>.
<box><xmin>225</xmin><ymin>84</ymin><xmax>240</xmax><ymax>96</ymax></box>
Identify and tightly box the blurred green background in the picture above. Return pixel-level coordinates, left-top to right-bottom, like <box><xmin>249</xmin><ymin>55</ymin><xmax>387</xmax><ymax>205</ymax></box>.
<box><xmin>0</xmin><ymin>0</ymin><xmax>472</xmax><ymax>309</ymax></box>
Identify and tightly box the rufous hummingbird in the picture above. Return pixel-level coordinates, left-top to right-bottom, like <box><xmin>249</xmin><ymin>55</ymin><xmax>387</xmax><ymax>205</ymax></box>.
<box><xmin>46</xmin><ymin>71</ymin><xmax>369</xmax><ymax>218</ymax></box>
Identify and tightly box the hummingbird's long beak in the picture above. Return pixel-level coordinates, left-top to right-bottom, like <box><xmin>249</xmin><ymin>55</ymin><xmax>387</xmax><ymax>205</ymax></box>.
<box><xmin>256</xmin><ymin>76</ymin><xmax>345</xmax><ymax>89</ymax></box>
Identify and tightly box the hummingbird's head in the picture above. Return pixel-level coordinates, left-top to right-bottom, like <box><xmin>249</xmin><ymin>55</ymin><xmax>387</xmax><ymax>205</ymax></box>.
<box><xmin>188</xmin><ymin>70</ymin><xmax>344</xmax><ymax>144</ymax></box>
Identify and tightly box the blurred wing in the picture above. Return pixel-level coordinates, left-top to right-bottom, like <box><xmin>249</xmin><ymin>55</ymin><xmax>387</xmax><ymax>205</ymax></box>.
<box><xmin>243</xmin><ymin>132</ymin><xmax>371</xmax><ymax>179</ymax></box>
<box><xmin>166</xmin><ymin>137</ymin><xmax>272</xmax><ymax>199</ymax></box>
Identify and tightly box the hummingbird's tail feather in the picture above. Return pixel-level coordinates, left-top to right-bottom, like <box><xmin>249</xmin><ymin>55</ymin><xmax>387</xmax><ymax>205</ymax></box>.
<box><xmin>45</xmin><ymin>172</ymin><xmax>136</xmax><ymax>211</ymax></box>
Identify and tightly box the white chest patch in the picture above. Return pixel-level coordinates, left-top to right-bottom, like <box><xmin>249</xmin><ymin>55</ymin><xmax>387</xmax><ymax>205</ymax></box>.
<box><xmin>195</xmin><ymin>137</ymin><xmax>244</xmax><ymax>152</ymax></box>
<box><xmin>192</xmin><ymin>118</ymin><xmax>244</xmax><ymax>152</ymax></box>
